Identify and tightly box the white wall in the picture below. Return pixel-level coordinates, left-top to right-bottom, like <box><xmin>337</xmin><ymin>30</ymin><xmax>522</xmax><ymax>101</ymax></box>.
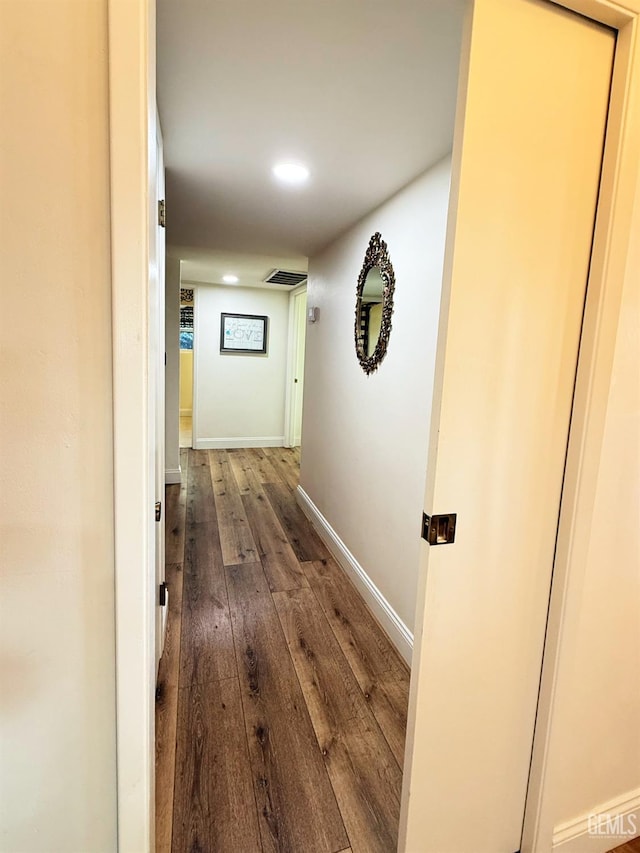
<box><xmin>0</xmin><ymin>1</ymin><xmax>117</xmax><ymax>849</ymax></box>
<box><xmin>193</xmin><ymin>285</ymin><xmax>290</xmax><ymax>448</ymax></box>
<box><xmin>300</xmin><ymin>157</ymin><xmax>451</xmax><ymax>642</ymax></box>
<box><xmin>165</xmin><ymin>256</ymin><xmax>181</xmax><ymax>481</ymax></box>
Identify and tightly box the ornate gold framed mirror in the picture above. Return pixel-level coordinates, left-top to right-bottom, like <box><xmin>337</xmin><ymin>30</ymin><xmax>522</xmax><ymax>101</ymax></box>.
<box><xmin>354</xmin><ymin>232</ymin><xmax>395</xmax><ymax>375</ymax></box>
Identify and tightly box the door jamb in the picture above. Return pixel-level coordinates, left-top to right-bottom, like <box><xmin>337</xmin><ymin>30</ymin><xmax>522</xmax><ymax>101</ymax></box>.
<box><xmin>154</xmin><ymin>119</ymin><xmax>167</xmax><ymax>671</ymax></box>
<box><xmin>189</xmin><ymin>283</ymin><xmax>199</xmax><ymax>449</ymax></box>
<box><xmin>108</xmin><ymin>0</ymin><xmax>155</xmax><ymax>850</ymax></box>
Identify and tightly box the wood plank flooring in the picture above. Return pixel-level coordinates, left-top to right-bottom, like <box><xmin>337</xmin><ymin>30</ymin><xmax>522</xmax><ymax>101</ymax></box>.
<box><xmin>156</xmin><ymin>447</ymin><xmax>638</xmax><ymax>853</ymax></box>
<box><xmin>156</xmin><ymin>447</ymin><xmax>409</xmax><ymax>853</ymax></box>
<box><xmin>608</xmin><ymin>838</ymin><xmax>640</xmax><ymax>853</ymax></box>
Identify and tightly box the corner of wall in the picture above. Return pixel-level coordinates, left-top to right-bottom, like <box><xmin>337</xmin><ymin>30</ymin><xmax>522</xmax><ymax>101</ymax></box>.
<box><xmin>296</xmin><ymin>485</ymin><xmax>413</xmax><ymax>665</ymax></box>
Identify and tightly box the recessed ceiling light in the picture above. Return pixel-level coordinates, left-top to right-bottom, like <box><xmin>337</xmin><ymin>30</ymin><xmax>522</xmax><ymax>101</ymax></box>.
<box><xmin>222</xmin><ymin>274</ymin><xmax>239</xmax><ymax>284</ymax></box>
<box><xmin>272</xmin><ymin>162</ymin><xmax>310</xmax><ymax>186</ymax></box>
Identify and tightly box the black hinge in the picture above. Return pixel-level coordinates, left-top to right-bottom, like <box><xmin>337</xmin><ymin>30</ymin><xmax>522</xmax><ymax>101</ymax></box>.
<box><xmin>155</xmin><ymin>501</ymin><xmax>162</xmax><ymax>522</ymax></box>
<box><xmin>421</xmin><ymin>512</ymin><xmax>457</xmax><ymax>545</ymax></box>
<box><xmin>158</xmin><ymin>199</ymin><xmax>166</xmax><ymax>228</ymax></box>
<box><xmin>159</xmin><ymin>582</ymin><xmax>167</xmax><ymax>606</ymax></box>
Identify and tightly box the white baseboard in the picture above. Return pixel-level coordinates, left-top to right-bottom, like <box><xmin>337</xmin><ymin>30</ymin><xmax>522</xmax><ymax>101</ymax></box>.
<box><xmin>179</xmin><ymin>408</ymin><xmax>192</xmax><ymax>417</ymax></box>
<box><xmin>552</xmin><ymin>788</ymin><xmax>640</xmax><ymax>852</ymax></box>
<box><xmin>164</xmin><ymin>467</ymin><xmax>181</xmax><ymax>485</ymax></box>
<box><xmin>194</xmin><ymin>436</ymin><xmax>285</xmax><ymax>450</ymax></box>
<box><xmin>296</xmin><ymin>486</ymin><xmax>413</xmax><ymax>665</ymax></box>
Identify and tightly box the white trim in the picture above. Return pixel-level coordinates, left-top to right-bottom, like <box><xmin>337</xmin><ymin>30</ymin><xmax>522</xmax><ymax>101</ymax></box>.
<box><xmin>153</xmin><ymin>111</ymin><xmax>167</xmax><ymax>675</ymax></box>
<box><xmin>160</xmin><ymin>588</ymin><xmax>169</xmax><ymax>664</ymax></box>
<box><xmin>165</xmin><ymin>467</ymin><xmax>181</xmax><ymax>484</ymax></box>
<box><xmin>288</xmin><ymin>281</ymin><xmax>308</xmax><ymax>297</ymax></box>
<box><xmin>194</xmin><ymin>436</ymin><xmax>285</xmax><ymax>450</ymax></box>
<box><xmin>296</xmin><ymin>486</ymin><xmax>413</xmax><ymax>665</ymax></box>
<box><xmin>551</xmin><ymin>789</ymin><xmax>640</xmax><ymax>852</ymax></box>
<box><xmin>108</xmin><ymin>0</ymin><xmax>154</xmax><ymax>849</ymax></box>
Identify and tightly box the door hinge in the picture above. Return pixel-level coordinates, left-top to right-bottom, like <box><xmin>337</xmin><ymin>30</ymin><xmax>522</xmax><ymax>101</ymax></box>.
<box><xmin>155</xmin><ymin>501</ymin><xmax>162</xmax><ymax>522</ymax></box>
<box><xmin>421</xmin><ymin>512</ymin><xmax>457</xmax><ymax>545</ymax></box>
<box><xmin>159</xmin><ymin>582</ymin><xmax>167</xmax><ymax>606</ymax></box>
<box><xmin>158</xmin><ymin>199</ymin><xmax>166</xmax><ymax>228</ymax></box>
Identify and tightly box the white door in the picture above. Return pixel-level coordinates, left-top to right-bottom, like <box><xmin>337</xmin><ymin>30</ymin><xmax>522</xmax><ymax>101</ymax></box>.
<box><xmin>401</xmin><ymin>1</ymin><xmax>614</xmax><ymax>851</ymax></box>
<box><xmin>285</xmin><ymin>286</ymin><xmax>307</xmax><ymax>448</ymax></box>
<box><xmin>152</xmin><ymin>127</ymin><xmax>167</xmax><ymax>672</ymax></box>
<box><xmin>292</xmin><ymin>288</ymin><xmax>307</xmax><ymax>447</ymax></box>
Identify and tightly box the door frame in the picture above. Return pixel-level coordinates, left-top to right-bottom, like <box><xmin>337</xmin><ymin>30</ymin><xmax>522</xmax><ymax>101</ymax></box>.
<box><xmin>284</xmin><ymin>282</ymin><xmax>308</xmax><ymax>448</ymax></box>
<box><xmin>154</xmin><ymin>122</ymin><xmax>167</xmax><ymax>671</ymax></box>
<box><xmin>189</xmin><ymin>283</ymin><xmax>199</xmax><ymax>449</ymax></box>
<box><xmin>108</xmin><ymin>0</ymin><xmax>156</xmax><ymax>850</ymax></box>
<box><xmin>108</xmin><ymin>0</ymin><xmax>640</xmax><ymax>849</ymax></box>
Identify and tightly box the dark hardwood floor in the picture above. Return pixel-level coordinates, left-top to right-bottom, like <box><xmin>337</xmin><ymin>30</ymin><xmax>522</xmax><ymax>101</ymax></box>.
<box><xmin>609</xmin><ymin>838</ymin><xmax>640</xmax><ymax>853</ymax></box>
<box><xmin>156</xmin><ymin>447</ymin><xmax>410</xmax><ymax>853</ymax></box>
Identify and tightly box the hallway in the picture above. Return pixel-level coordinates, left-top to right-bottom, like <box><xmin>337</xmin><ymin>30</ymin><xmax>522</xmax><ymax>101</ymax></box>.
<box><xmin>156</xmin><ymin>447</ymin><xmax>410</xmax><ymax>853</ymax></box>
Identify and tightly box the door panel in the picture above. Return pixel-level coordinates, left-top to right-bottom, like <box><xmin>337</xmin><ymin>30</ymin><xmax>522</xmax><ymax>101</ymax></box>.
<box><xmin>292</xmin><ymin>289</ymin><xmax>307</xmax><ymax>446</ymax></box>
<box><xmin>401</xmin><ymin>1</ymin><xmax>614</xmax><ymax>851</ymax></box>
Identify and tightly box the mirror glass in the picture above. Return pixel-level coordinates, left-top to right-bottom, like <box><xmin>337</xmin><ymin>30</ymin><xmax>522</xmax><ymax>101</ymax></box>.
<box><xmin>355</xmin><ymin>232</ymin><xmax>395</xmax><ymax>374</ymax></box>
<box><xmin>361</xmin><ymin>268</ymin><xmax>385</xmax><ymax>357</ymax></box>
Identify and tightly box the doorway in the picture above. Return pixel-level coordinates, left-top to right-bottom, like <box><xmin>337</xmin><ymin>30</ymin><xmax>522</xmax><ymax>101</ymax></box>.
<box><xmin>108</xmin><ymin>0</ymin><xmax>640</xmax><ymax>849</ymax></box>
<box><xmin>285</xmin><ymin>284</ymin><xmax>307</xmax><ymax>449</ymax></box>
<box><xmin>179</xmin><ymin>286</ymin><xmax>194</xmax><ymax>448</ymax></box>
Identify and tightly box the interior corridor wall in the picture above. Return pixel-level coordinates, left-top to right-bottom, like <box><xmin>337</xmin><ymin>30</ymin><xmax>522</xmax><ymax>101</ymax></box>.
<box><xmin>193</xmin><ymin>285</ymin><xmax>290</xmax><ymax>447</ymax></box>
<box><xmin>300</xmin><ymin>157</ymin><xmax>451</xmax><ymax>640</ymax></box>
<box><xmin>0</xmin><ymin>1</ymin><xmax>117</xmax><ymax>849</ymax></box>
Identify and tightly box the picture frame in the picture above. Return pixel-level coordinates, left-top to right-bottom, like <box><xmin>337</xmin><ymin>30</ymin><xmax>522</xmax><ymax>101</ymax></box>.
<box><xmin>220</xmin><ymin>312</ymin><xmax>268</xmax><ymax>354</ymax></box>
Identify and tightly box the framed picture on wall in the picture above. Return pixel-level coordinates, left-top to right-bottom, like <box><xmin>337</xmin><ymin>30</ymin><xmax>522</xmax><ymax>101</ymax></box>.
<box><xmin>220</xmin><ymin>312</ymin><xmax>268</xmax><ymax>354</ymax></box>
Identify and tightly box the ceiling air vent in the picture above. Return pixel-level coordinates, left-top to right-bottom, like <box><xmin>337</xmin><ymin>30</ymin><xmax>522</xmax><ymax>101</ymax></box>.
<box><xmin>264</xmin><ymin>269</ymin><xmax>307</xmax><ymax>287</ymax></box>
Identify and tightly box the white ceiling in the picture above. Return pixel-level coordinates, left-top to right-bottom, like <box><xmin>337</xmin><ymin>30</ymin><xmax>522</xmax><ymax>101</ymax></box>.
<box><xmin>173</xmin><ymin>246</ymin><xmax>308</xmax><ymax>290</ymax></box>
<box><xmin>157</xmin><ymin>0</ymin><xmax>466</xmax><ymax>270</ymax></box>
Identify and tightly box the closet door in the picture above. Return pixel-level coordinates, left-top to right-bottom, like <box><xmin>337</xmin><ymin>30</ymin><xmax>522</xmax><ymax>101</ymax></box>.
<box><xmin>402</xmin><ymin>1</ymin><xmax>614</xmax><ymax>850</ymax></box>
